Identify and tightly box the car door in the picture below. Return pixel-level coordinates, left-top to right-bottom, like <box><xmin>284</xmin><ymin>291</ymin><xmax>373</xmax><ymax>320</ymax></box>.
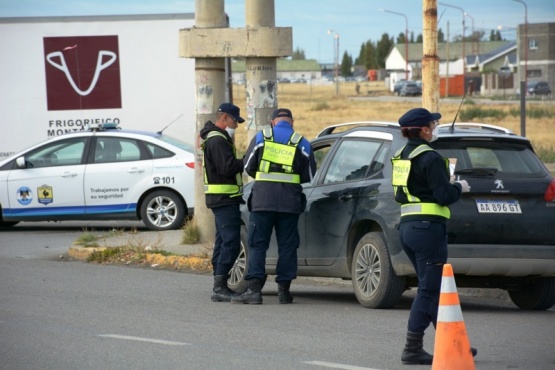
<box><xmin>84</xmin><ymin>136</ymin><xmax>153</xmax><ymax>216</ymax></box>
<box><xmin>6</xmin><ymin>137</ymin><xmax>87</xmax><ymax>219</ymax></box>
<box><xmin>303</xmin><ymin>137</ymin><xmax>386</xmax><ymax>265</ymax></box>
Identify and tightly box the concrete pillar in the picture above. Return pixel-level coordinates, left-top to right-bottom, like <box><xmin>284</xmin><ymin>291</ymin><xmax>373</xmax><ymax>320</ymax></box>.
<box><xmin>191</xmin><ymin>0</ymin><xmax>227</xmax><ymax>243</ymax></box>
<box><xmin>422</xmin><ymin>0</ymin><xmax>440</xmax><ymax>112</ymax></box>
<box><xmin>245</xmin><ymin>0</ymin><xmax>278</xmax><ymax>144</ymax></box>
<box><xmin>178</xmin><ymin>1</ymin><xmax>292</xmax><ymax>243</ymax></box>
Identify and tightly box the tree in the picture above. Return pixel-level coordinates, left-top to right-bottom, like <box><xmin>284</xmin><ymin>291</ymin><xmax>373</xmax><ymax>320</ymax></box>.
<box><xmin>376</xmin><ymin>33</ymin><xmax>393</xmax><ymax>69</ymax></box>
<box><xmin>291</xmin><ymin>47</ymin><xmax>306</xmax><ymax>60</ymax></box>
<box><xmin>340</xmin><ymin>51</ymin><xmax>353</xmax><ymax>76</ymax></box>
<box><xmin>489</xmin><ymin>29</ymin><xmax>503</xmax><ymax>41</ymax></box>
<box><xmin>356</xmin><ymin>41</ymin><xmax>379</xmax><ymax>70</ymax></box>
<box><xmin>396</xmin><ymin>32</ymin><xmax>406</xmax><ymax>44</ymax></box>
<box><xmin>410</xmin><ymin>31</ymin><xmax>415</xmax><ymax>43</ymax></box>
<box><xmin>438</xmin><ymin>28</ymin><xmax>445</xmax><ymax>42</ymax></box>
<box><xmin>416</xmin><ymin>33</ymin><xmax>423</xmax><ymax>43</ymax></box>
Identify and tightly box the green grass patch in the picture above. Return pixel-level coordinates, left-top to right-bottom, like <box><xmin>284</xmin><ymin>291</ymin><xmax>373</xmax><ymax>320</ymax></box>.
<box><xmin>509</xmin><ymin>105</ymin><xmax>555</xmax><ymax>119</ymax></box>
<box><xmin>533</xmin><ymin>144</ymin><xmax>555</xmax><ymax>163</ymax></box>
<box><xmin>460</xmin><ymin>107</ymin><xmax>506</xmax><ymax>121</ymax></box>
<box><xmin>87</xmin><ymin>247</ymin><xmax>124</xmax><ymax>263</ymax></box>
<box><xmin>182</xmin><ymin>217</ymin><xmax>200</xmax><ymax>244</ymax></box>
<box><xmin>311</xmin><ymin>101</ymin><xmax>330</xmax><ymax>111</ymax></box>
<box><xmin>74</xmin><ymin>232</ymin><xmax>99</xmax><ymax>248</ymax></box>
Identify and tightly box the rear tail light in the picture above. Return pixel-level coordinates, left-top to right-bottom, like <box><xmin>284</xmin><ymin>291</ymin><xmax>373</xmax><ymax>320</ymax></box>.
<box><xmin>185</xmin><ymin>162</ymin><xmax>194</xmax><ymax>169</ymax></box>
<box><xmin>545</xmin><ymin>179</ymin><xmax>555</xmax><ymax>202</ymax></box>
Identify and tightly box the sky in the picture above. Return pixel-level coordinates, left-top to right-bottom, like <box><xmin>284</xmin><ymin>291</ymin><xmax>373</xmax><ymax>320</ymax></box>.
<box><xmin>1</xmin><ymin>0</ymin><xmax>554</xmax><ymax>63</ymax></box>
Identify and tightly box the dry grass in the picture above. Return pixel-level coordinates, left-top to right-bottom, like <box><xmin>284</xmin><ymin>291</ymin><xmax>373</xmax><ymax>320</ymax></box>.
<box><xmin>231</xmin><ymin>82</ymin><xmax>555</xmax><ymax>156</ymax></box>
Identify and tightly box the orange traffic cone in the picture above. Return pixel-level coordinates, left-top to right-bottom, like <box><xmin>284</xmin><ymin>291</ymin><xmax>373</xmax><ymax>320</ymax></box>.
<box><xmin>432</xmin><ymin>263</ymin><xmax>475</xmax><ymax>370</ymax></box>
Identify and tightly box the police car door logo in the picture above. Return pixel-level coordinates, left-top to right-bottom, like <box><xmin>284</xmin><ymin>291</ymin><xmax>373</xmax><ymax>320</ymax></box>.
<box><xmin>38</xmin><ymin>185</ymin><xmax>54</xmax><ymax>205</ymax></box>
<box><xmin>16</xmin><ymin>186</ymin><xmax>33</xmax><ymax>205</ymax></box>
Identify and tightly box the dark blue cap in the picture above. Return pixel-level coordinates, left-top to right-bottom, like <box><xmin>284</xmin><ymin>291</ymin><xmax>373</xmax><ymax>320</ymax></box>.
<box><xmin>272</xmin><ymin>108</ymin><xmax>293</xmax><ymax>120</ymax></box>
<box><xmin>217</xmin><ymin>103</ymin><xmax>244</xmax><ymax>123</ymax></box>
<box><xmin>399</xmin><ymin>108</ymin><xmax>441</xmax><ymax>128</ymax></box>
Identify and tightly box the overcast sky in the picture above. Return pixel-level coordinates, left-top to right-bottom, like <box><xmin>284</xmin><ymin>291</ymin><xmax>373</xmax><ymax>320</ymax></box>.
<box><xmin>1</xmin><ymin>0</ymin><xmax>554</xmax><ymax>63</ymax></box>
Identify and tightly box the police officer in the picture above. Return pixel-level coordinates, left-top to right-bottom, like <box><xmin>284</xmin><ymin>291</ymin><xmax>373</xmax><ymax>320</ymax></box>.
<box><xmin>200</xmin><ymin>103</ymin><xmax>245</xmax><ymax>302</ymax></box>
<box><xmin>231</xmin><ymin>108</ymin><xmax>316</xmax><ymax>305</ymax></box>
<box><xmin>391</xmin><ymin>108</ymin><xmax>474</xmax><ymax>365</ymax></box>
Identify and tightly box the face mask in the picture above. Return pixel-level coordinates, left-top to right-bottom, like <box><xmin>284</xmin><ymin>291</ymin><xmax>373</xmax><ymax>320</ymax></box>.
<box><xmin>430</xmin><ymin>125</ymin><xmax>439</xmax><ymax>142</ymax></box>
<box><xmin>225</xmin><ymin>127</ymin><xmax>235</xmax><ymax>138</ymax></box>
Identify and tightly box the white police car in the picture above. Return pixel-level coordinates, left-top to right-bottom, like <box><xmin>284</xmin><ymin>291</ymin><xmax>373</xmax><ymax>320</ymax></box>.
<box><xmin>0</xmin><ymin>122</ymin><xmax>195</xmax><ymax>230</ymax></box>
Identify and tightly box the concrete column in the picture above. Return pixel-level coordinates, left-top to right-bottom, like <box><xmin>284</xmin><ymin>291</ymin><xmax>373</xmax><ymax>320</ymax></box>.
<box><xmin>192</xmin><ymin>0</ymin><xmax>227</xmax><ymax>243</ymax></box>
<box><xmin>245</xmin><ymin>0</ymin><xmax>278</xmax><ymax>144</ymax></box>
<box><xmin>422</xmin><ymin>0</ymin><xmax>440</xmax><ymax>112</ymax></box>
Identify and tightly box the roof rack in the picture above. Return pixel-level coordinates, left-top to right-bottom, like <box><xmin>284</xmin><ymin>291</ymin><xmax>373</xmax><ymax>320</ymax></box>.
<box><xmin>316</xmin><ymin>121</ymin><xmax>399</xmax><ymax>138</ymax></box>
<box><xmin>438</xmin><ymin>123</ymin><xmax>513</xmax><ymax>134</ymax></box>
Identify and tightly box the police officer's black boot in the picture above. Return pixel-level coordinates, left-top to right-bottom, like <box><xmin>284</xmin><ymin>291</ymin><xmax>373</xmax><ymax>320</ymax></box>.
<box><xmin>230</xmin><ymin>279</ymin><xmax>263</xmax><ymax>304</ymax></box>
<box><xmin>401</xmin><ymin>331</ymin><xmax>433</xmax><ymax>365</ymax></box>
<box><xmin>277</xmin><ymin>281</ymin><xmax>293</xmax><ymax>304</ymax></box>
<box><xmin>211</xmin><ymin>275</ymin><xmax>234</xmax><ymax>302</ymax></box>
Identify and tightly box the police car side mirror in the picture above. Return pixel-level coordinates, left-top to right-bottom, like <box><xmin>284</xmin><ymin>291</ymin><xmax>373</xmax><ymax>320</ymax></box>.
<box><xmin>15</xmin><ymin>156</ymin><xmax>29</xmax><ymax>168</ymax></box>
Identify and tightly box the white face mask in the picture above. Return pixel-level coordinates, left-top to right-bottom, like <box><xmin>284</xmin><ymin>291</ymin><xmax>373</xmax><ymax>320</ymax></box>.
<box><xmin>430</xmin><ymin>125</ymin><xmax>439</xmax><ymax>142</ymax></box>
<box><xmin>225</xmin><ymin>127</ymin><xmax>235</xmax><ymax>138</ymax></box>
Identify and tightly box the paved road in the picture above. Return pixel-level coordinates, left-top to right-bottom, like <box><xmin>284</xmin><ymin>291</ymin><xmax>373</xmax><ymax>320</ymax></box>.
<box><xmin>1</xmin><ymin>222</ymin><xmax>554</xmax><ymax>369</ymax></box>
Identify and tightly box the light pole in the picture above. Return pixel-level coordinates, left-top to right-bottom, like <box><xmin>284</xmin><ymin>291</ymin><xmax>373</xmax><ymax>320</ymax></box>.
<box><xmin>327</xmin><ymin>29</ymin><xmax>340</xmax><ymax>96</ymax></box>
<box><xmin>439</xmin><ymin>3</ymin><xmax>465</xmax><ymax>75</ymax></box>
<box><xmin>379</xmin><ymin>9</ymin><xmax>409</xmax><ymax>80</ymax></box>
<box><xmin>464</xmin><ymin>12</ymin><xmax>476</xmax><ymax>55</ymax></box>
<box><xmin>513</xmin><ymin>0</ymin><xmax>528</xmax><ymax>91</ymax></box>
<box><xmin>513</xmin><ymin>0</ymin><xmax>528</xmax><ymax>137</ymax></box>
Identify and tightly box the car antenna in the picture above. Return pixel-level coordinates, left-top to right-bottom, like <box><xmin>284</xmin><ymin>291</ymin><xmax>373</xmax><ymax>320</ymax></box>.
<box><xmin>450</xmin><ymin>87</ymin><xmax>468</xmax><ymax>134</ymax></box>
<box><xmin>157</xmin><ymin>114</ymin><xmax>183</xmax><ymax>135</ymax></box>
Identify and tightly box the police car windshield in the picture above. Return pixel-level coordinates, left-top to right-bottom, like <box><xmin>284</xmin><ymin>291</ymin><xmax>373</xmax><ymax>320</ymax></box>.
<box><xmin>157</xmin><ymin>134</ymin><xmax>194</xmax><ymax>153</ymax></box>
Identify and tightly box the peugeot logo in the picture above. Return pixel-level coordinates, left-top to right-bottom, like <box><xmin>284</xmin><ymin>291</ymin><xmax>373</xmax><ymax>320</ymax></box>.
<box><xmin>494</xmin><ymin>179</ymin><xmax>504</xmax><ymax>189</ymax></box>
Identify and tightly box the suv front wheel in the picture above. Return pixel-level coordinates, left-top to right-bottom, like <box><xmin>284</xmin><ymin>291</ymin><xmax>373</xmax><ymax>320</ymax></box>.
<box><xmin>352</xmin><ymin>232</ymin><xmax>406</xmax><ymax>309</ymax></box>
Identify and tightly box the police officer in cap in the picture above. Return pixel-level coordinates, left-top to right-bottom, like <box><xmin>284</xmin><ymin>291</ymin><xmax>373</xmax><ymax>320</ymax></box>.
<box><xmin>232</xmin><ymin>108</ymin><xmax>316</xmax><ymax>305</ymax></box>
<box><xmin>391</xmin><ymin>108</ymin><xmax>476</xmax><ymax>365</ymax></box>
<box><xmin>200</xmin><ymin>102</ymin><xmax>245</xmax><ymax>302</ymax></box>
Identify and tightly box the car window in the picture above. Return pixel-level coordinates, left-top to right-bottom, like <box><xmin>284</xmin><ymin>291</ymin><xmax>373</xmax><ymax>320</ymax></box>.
<box><xmin>95</xmin><ymin>137</ymin><xmax>141</xmax><ymax>163</ymax></box>
<box><xmin>26</xmin><ymin>138</ymin><xmax>86</xmax><ymax>168</ymax></box>
<box><xmin>322</xmin><ymin>139</ymin><xmax>382</xmax><ymax>184</ymax></box>
<box><xmin>145</xmin><ymin>143</ymin><xmax>174</xmax><ymax>159</ymax></box>
<box><xmin>435</xmin><ymin>141</ymin><xmax>544</xmax><ymax>175</ymax></box>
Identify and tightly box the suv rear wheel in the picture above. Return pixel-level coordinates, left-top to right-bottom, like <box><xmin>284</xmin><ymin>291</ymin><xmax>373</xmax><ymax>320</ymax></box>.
<box><xmin>508</xmin><ymin>277</ymin><xmax>555</xmax><ymax>310</ymax></box>
<box><xmin>352</xmin><ymin>232</ymin><xmax>405</xmax><ymax>308</ymax></box>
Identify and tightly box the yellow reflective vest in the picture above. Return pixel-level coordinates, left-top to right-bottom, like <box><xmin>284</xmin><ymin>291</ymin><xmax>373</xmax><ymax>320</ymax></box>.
<box><xmin>391</xmin><ymin>144</ymin><xmax>451</xmax><ymax>219</ymax></box>
<box><xmin>201</xmin><ymin>131</ymin><xmax>243</xmax><ymax>197</ymax></box>
<box><xmin>255</xmin><ymin>128</ymin><xmax>302</xmax><ymax>184</ymax></box>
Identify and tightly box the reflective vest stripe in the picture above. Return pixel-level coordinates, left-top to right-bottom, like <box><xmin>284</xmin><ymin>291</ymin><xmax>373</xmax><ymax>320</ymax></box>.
<box><xmin>204</xmin><ymin>184</ymin><xmax>241</xmax><ymax>194</ymax></box>
<box><xmin>400</xmin><ymin>203</ymin><xmax>451</xmax><ymax>218</ymax></box>
<box><xmin>202</xmin><ymin>131</ymin><xmax>242</xmax><ymax>195</ymax></box>
<box><xmin>255</xmin><ymin>172</ymin><xmax>300</xmax><ymax>183</ymax></box>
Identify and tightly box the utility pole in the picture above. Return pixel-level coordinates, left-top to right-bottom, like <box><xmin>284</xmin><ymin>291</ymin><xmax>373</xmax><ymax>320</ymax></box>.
<box><xmin>179</xmin><ymin>0</ymin><xmax>292</xmax><ymax>242</ymax></box>
<box><xmin>422</xmin><ymin>0</ymin><xmax>440</xmax><ymax>112</ymax></box>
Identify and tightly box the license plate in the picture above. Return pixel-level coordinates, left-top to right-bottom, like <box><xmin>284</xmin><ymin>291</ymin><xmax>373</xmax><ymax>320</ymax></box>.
<box><xmin>475</xmin><ymin>199</ymin><xmax>522</xmax><ymax>214</ymax></box>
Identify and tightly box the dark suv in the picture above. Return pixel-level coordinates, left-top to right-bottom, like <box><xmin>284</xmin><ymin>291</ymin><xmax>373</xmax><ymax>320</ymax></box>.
<box><xmin>230</xmin><ymin>122</ymin><xmax>555</xmax><ymax>310</ymax></box>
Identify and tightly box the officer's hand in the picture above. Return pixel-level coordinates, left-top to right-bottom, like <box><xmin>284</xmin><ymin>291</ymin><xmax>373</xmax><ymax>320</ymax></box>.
<box><xmin>456</xmin><ymin>180</ymin><xmax>471</xmax><ymax>193</ymax></box>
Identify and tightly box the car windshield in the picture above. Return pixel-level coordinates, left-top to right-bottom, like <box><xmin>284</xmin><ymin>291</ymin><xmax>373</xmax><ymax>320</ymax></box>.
<box><xmin>157</xmin><ymin>134</ymin><xmax>194</xmax><ymax>153</ymax></box>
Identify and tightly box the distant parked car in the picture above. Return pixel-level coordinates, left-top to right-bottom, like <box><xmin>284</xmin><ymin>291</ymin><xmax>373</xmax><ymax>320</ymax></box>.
<box><xmin>400</xmin><ymin>82</ymin><xmax>422</xmax><ymax>96</ymax></box>
<box><xmin>393</xmin><ymin>80</ymin><xmax>408</xmax><ymax>96</ymax></box>
<box><xmin>516</xmin><ymin>81</ymin><xmax>551</xmax><ymax>97</ymax></box>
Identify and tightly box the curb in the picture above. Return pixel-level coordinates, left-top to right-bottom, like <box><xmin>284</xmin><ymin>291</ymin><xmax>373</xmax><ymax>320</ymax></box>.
<box><xmin>68</xmin><ymin>246</ymin><xmax>107</xmax><ymax>260</ymax></box>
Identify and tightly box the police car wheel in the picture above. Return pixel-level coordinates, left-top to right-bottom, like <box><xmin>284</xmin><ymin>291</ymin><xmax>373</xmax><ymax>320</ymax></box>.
<box><xmin>351</xmin><ymin>231</ymin><xmax>405</xmax><ymax>309</ymax></box>
<box><xmin>140</xmin><ymin>190</ymin><xmax>186</xmax><ymax>231</ymax></box>
<box><xmin>228</xmin><ymin>225</ymin><xmax>267</xmax><ymax>293</ymax></box>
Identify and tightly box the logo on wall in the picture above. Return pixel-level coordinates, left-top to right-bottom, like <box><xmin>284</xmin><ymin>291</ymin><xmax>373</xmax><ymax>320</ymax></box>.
<box><xmin>43</xmin><ymin>35</ymin><xmax>122</xmax><ymax>111</ymax></box>
<box><xmin>38</xmin><ymin>185</ymin><xmax>54</xmax><ymax>205</ymax></box>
